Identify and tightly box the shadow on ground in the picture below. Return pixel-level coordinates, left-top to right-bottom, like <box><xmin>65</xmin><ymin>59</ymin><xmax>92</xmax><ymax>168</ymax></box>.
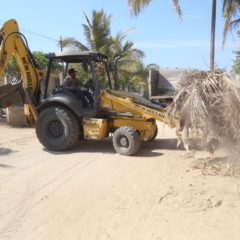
<box><xmin>0</xmin><ymin>147</ymin><xmax>14</xmax><ymax>156</ymax></box>
<box><xmin>44</xmin><ymin>137</ymin><xmax>184</xmax><ymax>157</ymax></box>
<box><xmin>0</xmin><ymin>163</ymin><xmax>17</xmax><ymax>169</ymax></box>
<box><xmin>143</xmin><ymin>138</ymin><xmax>181</xmax><ymax>150</ymax></box>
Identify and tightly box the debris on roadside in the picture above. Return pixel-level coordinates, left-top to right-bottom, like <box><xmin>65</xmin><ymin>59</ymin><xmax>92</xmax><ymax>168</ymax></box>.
<box><xmin>168</xmin><ymin>70</ymin><xmax>240</xmax><ymax>158</ymax></box>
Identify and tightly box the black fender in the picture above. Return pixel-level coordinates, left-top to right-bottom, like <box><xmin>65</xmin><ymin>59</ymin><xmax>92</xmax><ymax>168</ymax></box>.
<box><xmin>38</xmin><ymin>90</ymin><xmax>83</xmax><ymax>117</ymax></box>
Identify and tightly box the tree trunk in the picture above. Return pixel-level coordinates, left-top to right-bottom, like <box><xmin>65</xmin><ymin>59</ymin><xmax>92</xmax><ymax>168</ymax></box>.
<box><xmin>210</xmin><ymin>0</ymin><xmax>217</xmax><ymax>72</ymax></box>
<box><xmin>114</xmin><ymin>59</ymin><xmax>120</xmax><ymax>90</ymax></box>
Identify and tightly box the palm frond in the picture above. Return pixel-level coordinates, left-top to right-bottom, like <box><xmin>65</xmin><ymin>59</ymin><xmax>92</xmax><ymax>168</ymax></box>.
<box><xmin>128</xmin><ymin>0</ymin><xmax>182</xmax><ymax>19</ymax></box>
<box><xmin>60</xmin><ymin>37</ymin><xmax>88</xmax><ymax>51</ymax></box>
<box><xmin>83</xmin><ymin>11</ymin><xmax>92</xmax><ymax>29</ymax></box>
<box><xmin>172</xmin><ymin>0</ymin><xmax>183</xmax><ymax>21</ymax></box>
<box><xmin>168</xmin><ymin>70</ymin><xmax>240</xmax><ymax>153</ymax></box>
<box><xmin>82</xmin><ymin>23</ymin><xmax>92</xmax><ymax>48</ymax></box>
<box><xmin>120</xmin><ymin>27</ymin><xmax>136</xmax><ymax>40</ymax></box>
<box><xmin>128</xmin><ymin>0</ymin><xmax>151</xmax><ymax>16</ymax></box>
<box><xmin>222</xmin><ymin>0</ymin><xmax>240</xmax><ymax>47</ymax></box>
<box><xmin>83</xmin><ymin>10</ymin><xmax>111</xmax><ymax>51</ymax></box>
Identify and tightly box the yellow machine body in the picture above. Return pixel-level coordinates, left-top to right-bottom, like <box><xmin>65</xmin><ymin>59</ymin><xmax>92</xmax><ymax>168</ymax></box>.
<box><xmin>0</xmin><ymin>19</ymin><xmax>44</xmax><ymax>124</ymax></box>
<box><xmin>81</xmin><ymin>88</ymin><xmax>176</xmax><ymax>142</ymax></box>
<box><xmin>0</xmin><ymin>19</ymin><xmax>178</xmax><ymax>155</ymax></box>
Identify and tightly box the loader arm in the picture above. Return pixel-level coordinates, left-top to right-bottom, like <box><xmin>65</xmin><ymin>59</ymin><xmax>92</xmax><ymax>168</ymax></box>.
<box><xmin>101</xmin><ymin>90</ymin><xmax>177</xmax><ymax>128</ymax></box>
<box><xmin>0</xmin><ymin>19</ymin><xmax>44</xmax><ymax>124</ymax></box>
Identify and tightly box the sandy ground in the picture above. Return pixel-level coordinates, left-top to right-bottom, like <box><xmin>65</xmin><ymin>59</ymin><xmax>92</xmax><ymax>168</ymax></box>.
<box><xmin>0</xmin><ymin>122</ymin><xmax>240</xmax><ymax>240</ymax></box>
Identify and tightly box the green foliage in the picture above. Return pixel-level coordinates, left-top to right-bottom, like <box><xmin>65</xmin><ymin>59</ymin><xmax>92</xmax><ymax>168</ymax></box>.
<box><xmin>83</xmin><ymin>10</ymin><xmax>111</xmax><ymax>53</ymax></box>
<box><xmin>232</xmin><ymin>50</ymin><xmax>240</xmax><ymax>74</ymax></box>
<box><xmin>5</xmin><ymin>54</ymin><xmax>20</xmax><ymax>79</ymax></box>
<box><xmin>5</xmin><ymin>51</ymin><xmax>48</xmax><ymax>79</ymax></box>
<box><xmin>61</xmin><ymin>10</ymin><xmax>146</xmax><ymax>91</ymax></box>
<box><xmin>32</xmin><ymin>51</ymin><xmax>48</xmax><ymax>69</ymax></box>
<box><xmin>222</xmin><ymin>0</ymin><xmax>240</xmax><ymax>47</ymax></box>
<box><xmin>121</xmin><ymin>62</ymin><xmax>161</xmax><ymax>96</ymax></box>
<box><xmin>60</xmin><ymin>9</ymin><xmax>160</xmax><ymax>93</ymax></box>
<box><xmin>232</xmin><ymin>30</ymin><xmax>240</xmax><ymax>74</ymax></box>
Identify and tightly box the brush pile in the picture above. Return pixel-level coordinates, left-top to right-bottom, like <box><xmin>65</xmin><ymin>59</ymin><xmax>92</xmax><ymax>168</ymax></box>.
<box><xmin>168</xmin><ymin>70</ymin><xmax>240</xmax><ymax>151</ymax></box>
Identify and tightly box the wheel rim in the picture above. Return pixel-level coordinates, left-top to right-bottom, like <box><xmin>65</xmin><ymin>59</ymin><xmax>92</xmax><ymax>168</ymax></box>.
<box><xmin>118</xmin><ymin>135</ymin><xmax>129</xmax><ymax>148</ymax></box>
<box><xmin>48</xmin><ymin>120</ymin><xmax>64</xmax><ymax>137</ymax></box>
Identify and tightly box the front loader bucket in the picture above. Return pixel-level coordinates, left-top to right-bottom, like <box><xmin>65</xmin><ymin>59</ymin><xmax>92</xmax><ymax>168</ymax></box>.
<box><xmin>0</xmin><ymin>82</ymin><xmax>25</xmax><ymax>108</ymax></box>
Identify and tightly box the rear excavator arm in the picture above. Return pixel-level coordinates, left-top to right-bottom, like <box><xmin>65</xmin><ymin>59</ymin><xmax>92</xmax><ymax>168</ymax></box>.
<box><xmin>0</xmin><ymin>19</ymin><xmax>44</xmax><ymax>124</ymax></box>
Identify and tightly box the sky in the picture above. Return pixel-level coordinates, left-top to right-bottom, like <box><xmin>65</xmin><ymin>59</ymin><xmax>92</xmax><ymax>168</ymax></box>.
<box><xmin>0</xmin><ymin>0</ymin><xmax>239</xmax><ymax>70</ymax></box>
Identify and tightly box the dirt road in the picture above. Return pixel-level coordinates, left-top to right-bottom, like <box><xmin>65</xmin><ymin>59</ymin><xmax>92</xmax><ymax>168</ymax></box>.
<box><xmin>0</xmin><ymin>123</ymin><xmax>240</xmax><ymax>240</ymax></box>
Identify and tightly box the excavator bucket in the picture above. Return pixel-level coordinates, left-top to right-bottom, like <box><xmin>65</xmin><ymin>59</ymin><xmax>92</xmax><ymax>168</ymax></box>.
<box><xmin>0</xmin><ymin>82</ymin><xmax>25</xmax><ymax>108</ymax></box>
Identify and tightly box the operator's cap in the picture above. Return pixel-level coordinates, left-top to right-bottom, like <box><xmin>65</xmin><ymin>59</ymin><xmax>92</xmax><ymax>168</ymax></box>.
<box><xmin>68</xmin><ymin>68</ymin><xmax>77</xmax><ymax>75</ymax></box>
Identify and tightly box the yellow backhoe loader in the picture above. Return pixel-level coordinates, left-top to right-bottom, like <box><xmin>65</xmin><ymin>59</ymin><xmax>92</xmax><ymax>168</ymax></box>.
<box><xmin>0</xmin><ymin>19</ymin><xmax>177</xmax><ymax>155</ymax></box>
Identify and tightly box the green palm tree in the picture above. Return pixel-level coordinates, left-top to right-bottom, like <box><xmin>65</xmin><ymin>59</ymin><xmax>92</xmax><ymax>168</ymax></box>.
<box><xmin>128</xmin><ymin>0</ymin><xmax>218</xmax><ymax>71</ymax></box>
<box><xmin>60</xmin><ymin>10</ymin><xmax>111</xmax><ymax>53</ymax></box>
<box><xmin>82</xmin><ymin>10</ymin><xmax>111</xmax><ymax>54</ymax></box>
<box><xmin>119</xmin><ymin>61</ymin><xmax>159</xmax><ymax>94</ymax></box>
<box><xmin>128</xmin><ymin>0</ymin><xmax>182</xmax><ymax>19</ymax></box>
<box><xmin>59</xmin><ymin>10</ymin><xmax>145</xmax><ymax>90</ymax></box>
<box><xmin>109</xmin><ymin>32</ymin><xmax>144</xmax><ymax>89</ymax></box>
<box><xmin>222</xmin><ymin>0</ymin><xmax>240</xmax><ymax>47</ymax></box>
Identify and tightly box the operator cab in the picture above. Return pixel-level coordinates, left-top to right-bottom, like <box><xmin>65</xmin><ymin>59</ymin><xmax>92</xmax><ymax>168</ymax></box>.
<box><xmin>43</xmin><ymin>50</ymin><xmax>112</xmax><ymax>114</ymax></box>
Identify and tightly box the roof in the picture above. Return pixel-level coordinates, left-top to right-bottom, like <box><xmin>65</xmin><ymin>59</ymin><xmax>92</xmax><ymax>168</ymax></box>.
<box><xmin>47</xmin><ymin>50</ymin><xmax>108</xmax><ymax>63</ymax></box>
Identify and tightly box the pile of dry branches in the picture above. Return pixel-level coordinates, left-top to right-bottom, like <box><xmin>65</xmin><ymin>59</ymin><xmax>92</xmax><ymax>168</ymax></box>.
<box><xmin>168</xmin><ymin>70</ymin><xmax>240</xmax><ymax>152</ymax></box>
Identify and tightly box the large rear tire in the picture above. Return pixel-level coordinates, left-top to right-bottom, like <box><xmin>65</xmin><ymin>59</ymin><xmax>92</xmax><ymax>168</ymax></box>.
<box><xmin>36</xmin><ymin>106</ymin><xmax>80</xmax><ymax>151</ymax></box>
<box><xmin>113</xmin><ymin>126</ymin><xmax>141</xmax><ymax>156</ymax></box>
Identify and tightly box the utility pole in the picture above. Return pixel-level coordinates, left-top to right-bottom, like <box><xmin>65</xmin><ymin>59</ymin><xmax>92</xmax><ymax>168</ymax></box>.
<box><xmin>59</xmin><ymin>36</ymin><xmax>63</xmax><ymax>51</ymax></box>
<box><xmin>210</xmin><ymin>0</ymin><xmax>217</xmax><ymax>72</ymax></box>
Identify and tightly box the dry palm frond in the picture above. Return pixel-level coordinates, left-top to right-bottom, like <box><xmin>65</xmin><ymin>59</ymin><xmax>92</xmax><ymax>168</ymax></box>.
<box><xmin>168</xmin><ymin>70</ymin><xmax>240</xmax><ymax>154</ymax></box>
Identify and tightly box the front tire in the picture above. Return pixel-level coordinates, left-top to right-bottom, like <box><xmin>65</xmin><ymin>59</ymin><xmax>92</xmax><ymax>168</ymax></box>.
<box><xmin>148</xmin><ymin>125</ymin><xmax>158</xmax><ymax>141</ymax></box>
<box><xmin>36</xmin><ymin>106</ymin><xmax>80</xmax><ymax>151</ymax></box>
<box><xmin>113</xmin><ymin>126</ymin><xmax>141</xmax><ymax>156</ymax></box>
